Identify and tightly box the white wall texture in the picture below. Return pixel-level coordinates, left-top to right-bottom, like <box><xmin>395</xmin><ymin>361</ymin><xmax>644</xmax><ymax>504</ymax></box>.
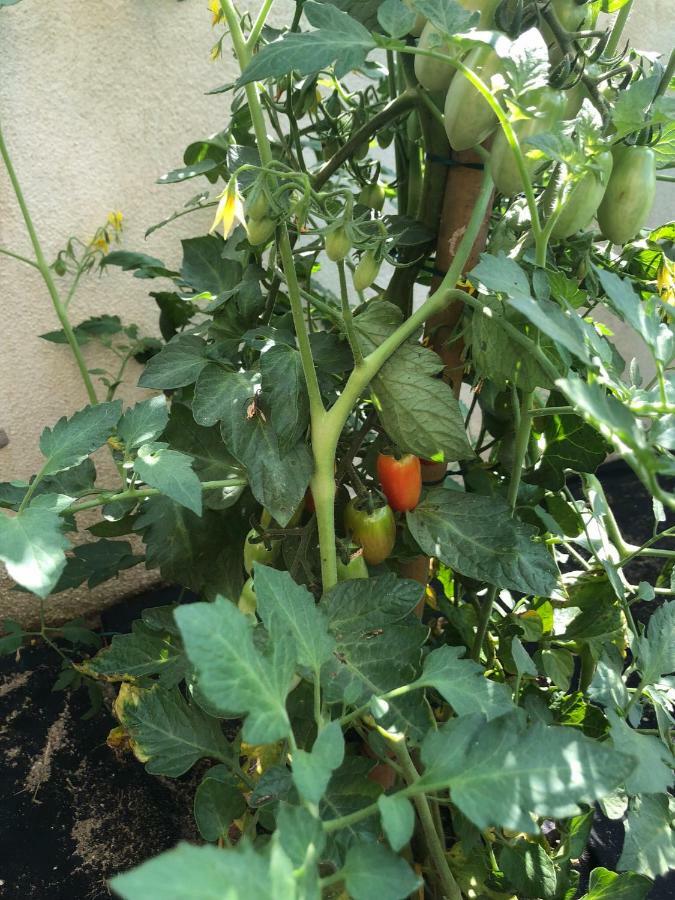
<box><xmin>0</xmin><ymin>0</ymin><xmax>672</xmax><ymax>623</ymax></box>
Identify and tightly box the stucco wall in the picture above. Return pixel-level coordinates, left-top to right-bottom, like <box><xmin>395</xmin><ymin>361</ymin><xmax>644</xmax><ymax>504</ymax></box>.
<box><xmin>0</xmin><ymin>0</ymin><xmax>673</xmax><ymax>625</ymax></box>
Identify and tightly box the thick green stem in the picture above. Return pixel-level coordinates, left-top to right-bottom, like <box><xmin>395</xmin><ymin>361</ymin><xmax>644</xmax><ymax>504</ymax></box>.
<box><xmin>246</xmin><ymin>0</ymin><xmax>276</xmax><ymax>50</ymax></box>
<box><xmin>67</xmin><ymin>478</ymin><xmax>247</xmax><ymax>515</ymax></box>
<box><xmin>0</xmin><ymin>121</ymin><xmax>98</xmax><ymax>405</ymax></box>
<box><xmin>605</xmin><ymin>0</ymin><xmax>634</xmax><ymax>58</ymax></box>
<box><xmin>337</xmin><ymin>260</ymin><xmax>363</xmax><ymax>365</ymax></box>
<box><xmin>391</xmin><ymin>740</ymin><xmax>462</xmax><ymax>900</ymax></box>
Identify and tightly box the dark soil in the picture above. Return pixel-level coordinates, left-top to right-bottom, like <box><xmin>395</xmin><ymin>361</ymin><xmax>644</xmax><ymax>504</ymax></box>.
<box><xmin>0</xmin><ymin>464</ymin><xmax>672</xmax><ymax>899</ymax></box>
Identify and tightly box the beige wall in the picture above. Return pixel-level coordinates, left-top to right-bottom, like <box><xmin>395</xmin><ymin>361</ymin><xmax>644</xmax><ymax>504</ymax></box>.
<box><xmin>0</xmin><ymin>0</ymin><xmax>673</xmax><ymax>623</ymax></box>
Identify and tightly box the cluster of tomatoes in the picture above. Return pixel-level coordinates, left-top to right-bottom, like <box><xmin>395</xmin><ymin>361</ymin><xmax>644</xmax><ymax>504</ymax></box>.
<box><xmin>238</xmin><ymin>451</ymin><xmax>424</xmax><ymax>612</ymax></box>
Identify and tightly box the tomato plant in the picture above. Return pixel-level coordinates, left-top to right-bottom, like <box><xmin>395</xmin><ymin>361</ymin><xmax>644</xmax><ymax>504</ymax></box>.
<box><xmin>1</xmin><ymin>0</ymin><xmax>674</xmax><ymax>898</ymax></box>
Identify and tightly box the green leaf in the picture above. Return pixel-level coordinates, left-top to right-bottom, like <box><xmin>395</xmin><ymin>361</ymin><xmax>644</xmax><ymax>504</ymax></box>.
<box><xmin>115</xmin><ymin>684</ymin><xmax>231</xmax><ymax>777</ymax></box>
<box><xmin>39</xmin><ymin>401</ymin><xmax>121</xmax><ymax>477</ymax></box>
<box><xmin>260</xmin><ymin>346</ymin><xmax>309</xmax><ymax>450</ymax></box>
<box><xmin>541</xmin><ymin>648</ymin><xmax>575</xmax><ymax>692</ymax></box>
<box><xmin>102</xmin><ymin>249</ymin><xmax>178</xmax><ymax>279</ymax></box>
<box><xmin>194</xmin><ymin>765</ymin><xmax>247</xmax><ymax>842</ymax></box>
<box><xmin>138</xmin><ymin>334</ymin><xmax>208</xmax><ymax>390</ymax></box>
<box><xmin>471</xmin><ymin>253</ymin><xmax>533</xmax><ymax>304</ymax></box>
<box><xmin>608</xmin><ymin>712</ymin><xmax>673</xmax><ymax>797</ymax></box>
<box><xmin>193</xmin><ymin>367</ymin><xmax>311</xmax><ymax>525</ymax></box>
<box><xmin>636</xmin><ymin>600</ymin><xmax>675</xmax><ymax>688</ymax></box>
<box><xmin>292</xmin><ymin>721</ymin><xmax>345</xmax><ymax>804</ymax></box>
<box><xmin>511</xmin><ymin>635</ymin><xmax>538</xmax><ymax>677</ymax></box>
<box><xmin>40</xmin><ymin>313</ymin><xmax>124</xmax><ymax>345</ymax></box>
<box><xmin>407</xmin><ymin>486</ymin><xmax>560</xmax><ymax>596</ymax></box>
<box><xmin>157</xmin><ymin>159</ymin><xmax>219</xmax><ymax>184</ymax></box>
<box><xmin>580</xmin><ymin>866</ymin><xmax>652</xmax><ymax>900</ymax></box>
<box><xmin>110</xmin><ymin>842</ymin><xmax>276</xmax><ymax>900</ymax></box>
<box><xmin>54</xmin><ymin>538</ymin><xmax>141</xmax><ymax>592</ymax></box>
<box><xmin>500</xmin><ymin>840</ymin><xmax>558</xmax><ymax>899</ymax></box>
<box><xmin>342</xmin><ymin>843</ymin><xmax>421</xmax><ymax>900</ymax></box>
<box><xmin>378</xmin><ymin>793</ymin><xmax>415</xmax><ymax>852</ymax></box>
<box><xmin>117</xmin><ymin>396</ymin><xmax>169</xmax><ymax>451</ymax></box>
<box><xmin>321</xmin><ymin>573</ymin><xmax>423</xmax><ymax>633</ymax></box>
<box><xmin>618</xmin><ymin>794</ymin><xmax>675</xmax><ymax>878</ymax></box>
<box><xmin>411</xmin><ymin>645</ymin><xmax>514</xmax><ymax>719</ymax></box>
<box><xmin>133</xmin><ymin>442</ymin><xmax>202</xmax><ymax>515</ymax></box>
<box><xmin>81</xmin><ymin>620</ymin><xmax>186</xmax><ymax>687</ymax></box>
<box><xmin>277</xmin><ymin>802</ymin><xmax>326</xmax><ymax>866</ymax></box>
<box><xmin>588</xmin><ymin>647</ymin><xmax>629</xmax><ymax>712</ymax></box>
<box><xmin>180</xmin><ymin>235</ymin><xmax>243</xmax><ymax>296</ymax></box>
<box><xmin>175</xmin><ymin>598</ymin><xmax>294</xmax><ymax>744</ymax></box>
<box><xmin>0</xmin><ymin>506</ymin><xmax>70</xmax><ymax>597</ymax></box>
<box><xmin>238</xmin><ymin>1</ymin><xmax>376</xmax><ymax>85</ymax></box>
<box><xmin>354</xmin><ymin>302</ymin><xmax>473</xmax><ymax>462</ymax></box>
<box><xmin>415</xmin><ymin>0</ymin><xmax>478</xmax><ymax>34</ymax></box>
<box><xmin>0</xmin><ymin>619</ymin><xmax>25</xmax><ymax>654</ymax></box>
<box><xmin>377</xmin><ymin>0</ymin><xmax>416</xmax><ymax>38</ymax></box>
<box><xmin>254</xmin><ymin>566</ymin><xmax>335</xmax><ymax>671</ymax></box>
<box><xmin>532</xmin><ymin>409</ymin><xmax>609</xmax><ymax>490</ymax></box>
<box><xmin>418</xmin><ymin>713</ymin><xmax>635</xmax><ymax>832</ymax></box>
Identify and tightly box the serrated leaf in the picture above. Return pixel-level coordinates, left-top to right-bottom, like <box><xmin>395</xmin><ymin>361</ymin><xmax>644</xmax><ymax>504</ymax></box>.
<box><xmin>293</xmin><ymin>721</ymin><xmax>345</xmax><ymax>804</ymax></box>
<box><xmin>354</xmin><ymin>302</ymin><xmax>473</xmax><ymax>462</ymax></box>
<box><xmin>277</xmin><ymin>803</ymin><xmax>325</xmax><ymax>896</ymax></box>
<box><xmin>343</xmin><ymin>843</ymin><xmax>421</xmax><ymax>900</ymax></box>
<box><xmin>39</xmin><ymin>401</ymin><xmax>121</xmax><ymax>477</ymax></box>
<box><xmin>618</xmin><ymin>794</ymin><xmax>675</xmax><ymax>878</ymax></box>
<box><xmin>238</xmin><ymin>1</ymin><xmax>375</xmax><ymax>85</ymax></box>
<box><xmin>117</xmin><ymin>396</ymin><xmax>169</xmax><ymax>451</ymax></box>
<box><xmin>532</xmin><ymin>409</ymin><xmax>609</xmax><ymax>490</ymax></box>
<box><xmin>500</xmin><ymin>840</ymin><xmax>558</xmax><ymax>899</ymax></box>
<box><xmin>321</xmin><ymin>573</ymin><xmax>423</xmax><ymax>634</ymax></box>
<box><xmin>418</xmin><ymin>713</ymin><xmax>635</xmax><ymax>832</ymax></box>
<box><xmin>102</xmin><ymin>249</ymin><xmax>178</xmax><ymax>279</ymax></box>
<box><xmin>377</xmin><ymin>0</ymin><xmax>416</xmax><ymax>38</ymax></box>
<box><xmin>411</xmin><ymin>645</ymin><xmax>514</xmax><ymax>719</ymax></box>
<box><xmin>0</xmin><ymin>506</ymin><xmax>70</xmax><ymax>597</ymax></box>
<box><xmin>580</xmin><ymin>866</ymin><xmax>652</xmax><ymax>900</ymax></box>
<box><xmin>471</xmin><ymin>253</ymin><xmax>533</xmax><ymax>304</ymax></box>
<box><xmin>260</xmin><ymin>345</ymin><xmax>309</xmax><ymax>450</ymax></box>
<box><xmin>82</xmin><ymin>620</ymin><xmax>186</xmax><ymax>686</ymax></box>
<box><xmin>378</xmin><ymin>793</ymin><xmax>415</xmax><ymax>851</ymax></box>
<box><xmin>414</xmin><ymin>0</ymin><xmax>477</xmax><ymax>34</ymax></box>
<box><xmin>588</xmin><ymin>647</ymin><xmax>629</xmax><ymax>712</ymax></box>
<box><xmin>175</xmin><ymin>598</ymin><xmax>295</xmax><ymax>743</ymax></box>
<box><xmin>110</xmin><ymin>841</ymin><xmax>277</xmax><ymax>900</ymax></box>
<box><xmin>254</xmin><ymin>566</ymin><xmax>335</xmax><ymax>671</ymax></box>
<box><xmin>138</xmin><ymin>334</ymin><xmax>208</xmax><ymax>390</ymax></box>
<box><xmin>511</xmin><ymin>636</ymin><xmax>538</xmax><ymax>677</ymax></box>
<box><xmin>180</xmin><ymin>234</ymin><xmax>243</xmax><ymax>296</ymax></box>
<box><xmin>134</xmin><ymin>442</ymin><xmax>202</xmax><ymax>515</ymax></box>
<box><xmin>608</xmin><ymin>711</ymin><xmax>673</xmax><ymax>797</ymax></box>
<box><xmin>541</xmin><ymin>648</ymin><xmax>575</xmax><ymax>691</ymax></box>
<box><xmin>54</xmin><ymin>538</ymin><xmax>141</xmax><ymax>592</ymax></box>
<box><xmin>115</xmin><ymin>684</ymin><xmax>230</xmax><ymax>777</ymax></box>
<box><xmin>407</xmin><ymin>486</ymin><xmax>560</xmax><ymax>596</ymax></box>
<box><xmin>636</xmin><ymin>600</ymin><xmax>675</xmax><ymax>688</ymax></box>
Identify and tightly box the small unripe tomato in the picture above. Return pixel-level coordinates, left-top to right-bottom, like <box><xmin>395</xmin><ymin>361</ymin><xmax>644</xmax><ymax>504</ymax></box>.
<box><xmin>247</xmin><ymin>217</ymin><xmax>276</xmax><ymax>246</ymax></box>
<box><xmin>358</xmin><ymin>182</ymin><xmax>386</xmax><ymax>212</ymax></box>
<box><xmin>243</xmin><ymin>527</ymin><xmax>279</xmax><ymax>575</ymax></box>
<box><xmin>238</xmin><ymin>577</ymin><xmax>257</xmax><ymax>615</ymax></box>
<box><xmin>245</xmin><ymin>184</ymin><xmax>270</xmax><ymax>221</ymax></box>
<box><xmin>344</xmin><ymin>499</ymin><xmax>396</xmax><ymax>565</ymax></box>
<box><xmin>377</xmin><ymin>452</ymin><xmax>422</xmax><ymax>512</ymax></box>
<box><xmin>325</xmin><ymin>225</ymin><xmax>352</xmax><ymax>262</ymax></box>
<box><xmin>352</xmin><ymin>251</ymin><xmax>381</xmax><ymax>292</ymax></box>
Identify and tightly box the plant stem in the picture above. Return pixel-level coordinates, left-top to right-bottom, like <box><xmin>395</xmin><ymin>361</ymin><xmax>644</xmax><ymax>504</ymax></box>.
<box><xmin>337</xmin><ymin>260</ymin><xmax>363</xmax><ymax>366</ymax></box>
<box><xmin>0</xmin><ymin>120</ymin><xmax>99</xmax><ymax>405</ymax></box>
<box><xmin>605</xmin><ymin>0</ymin><xmax>634</xmax><ymax>58</ymax></box>
<box><xmin>67</xmin><ymin>477</ymin><xmax>247</xmax><ymax>515</ymax></box>
<box><xmin>246</xmin><ymin>0</ymin><xmax>276</xmax><ymax>50</ymax></box>
<box><xmin>0</xmin><ymin>246</ymin><xmax>39</xmax><ymax>269</ymax></box>
<box><xmin>391</xmin><ymin>740</ymin><xmax>462</xmax><ymax>900</ymax></box>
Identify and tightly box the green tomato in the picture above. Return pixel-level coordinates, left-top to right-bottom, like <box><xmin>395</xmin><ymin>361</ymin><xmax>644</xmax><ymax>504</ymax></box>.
<box><xmin>547</xmin><ymin>150</ymin><xmax>613</xmax><ymax>240</ymax></box>
<box><xmin>414</xmin><ymin>21</ymin><xmax>456</xmax><ymax>93</ymax></box>
<box><xmin>238</xmin><ymin>577</ymin><xmax>257</xmax><ymax>615</ymax></box>
<box><xmin>243</xmin><ymin>527</ymin><xmax>279</xmax><ymax>575</ymax></box>
<box><xmin>344</xmin><ymin>499</ymin><xmax>396</xmax><ymax>566</ymax></box>
<box><xmin>597</xmin><ymin>145</ymin><xmax>656</xmax><ymax>245</ymax></box>
<box><xmin>352</xmin><ymin>251</ymin><xmax>381</xmax><ymax>292</ymax></box>
<box><xmin>245</xmin><ymin>183</ymin><xmax>270</xmax><ymax>221</ymax></box>
<box><xmin>325</xmin><ymin>225</ymin><xmax>352</xmax><ymax>262</ymax></box>
<box><xmin>336</xmin><ymin>551</ymin><xmax>369</xmax><ymax>581</ymax></box>
<box><xmin>491</xmin><ymin>87</ymin><xmax>566</xmax><ymax>197</ymax></box>
<box><xmin>247</xmin><ymin>217</ymin><xmax>276</xmax><ymax>246</ymax></box>
<box><xmin>358</xmin><ymin>182</ymin><xmax>386</xmax><ymax>212</ymax></box>
<box><xmin>443</xmin><ymin>46</ymin><xmax>503</xmax><ymax>151</ymax></box>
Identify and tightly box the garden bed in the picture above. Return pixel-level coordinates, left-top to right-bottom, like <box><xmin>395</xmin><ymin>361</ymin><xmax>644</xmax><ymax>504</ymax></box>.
<box><xmin>0</xmin><ymin>463</ymin><xmax>673</xmax><ymax>900</ymax></box>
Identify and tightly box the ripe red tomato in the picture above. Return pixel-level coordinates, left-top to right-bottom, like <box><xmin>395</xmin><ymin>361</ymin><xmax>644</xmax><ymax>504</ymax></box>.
<box><xmin>376</xmin><ymin>452</ymin><xmax>422</xmax><ymax>512</ymax></box>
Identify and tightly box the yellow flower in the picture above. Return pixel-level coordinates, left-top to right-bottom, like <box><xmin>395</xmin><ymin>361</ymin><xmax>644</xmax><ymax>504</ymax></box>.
<box><xmin>210</xmin><ymin>176</ymin><xmax>247</xmax><ymax>239</ymax></box>
<box><xmin>92</xmin><ymin>235</ymin><xmax>109</xmax><ymax>253</ymax></box>
<box><xmin>208</xmin><ymin>0</ymin><xmax>223</xmax><ymax>26</ymax></box>
<box><xmin>657</xmin><ymin>259</ymin><xmax>675</xmax><ymax>306</ymax></box>
<box><xmin>107</xmin><ymin>210</ymin><xmax>123</xmax><ymax>232</ymax></box>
